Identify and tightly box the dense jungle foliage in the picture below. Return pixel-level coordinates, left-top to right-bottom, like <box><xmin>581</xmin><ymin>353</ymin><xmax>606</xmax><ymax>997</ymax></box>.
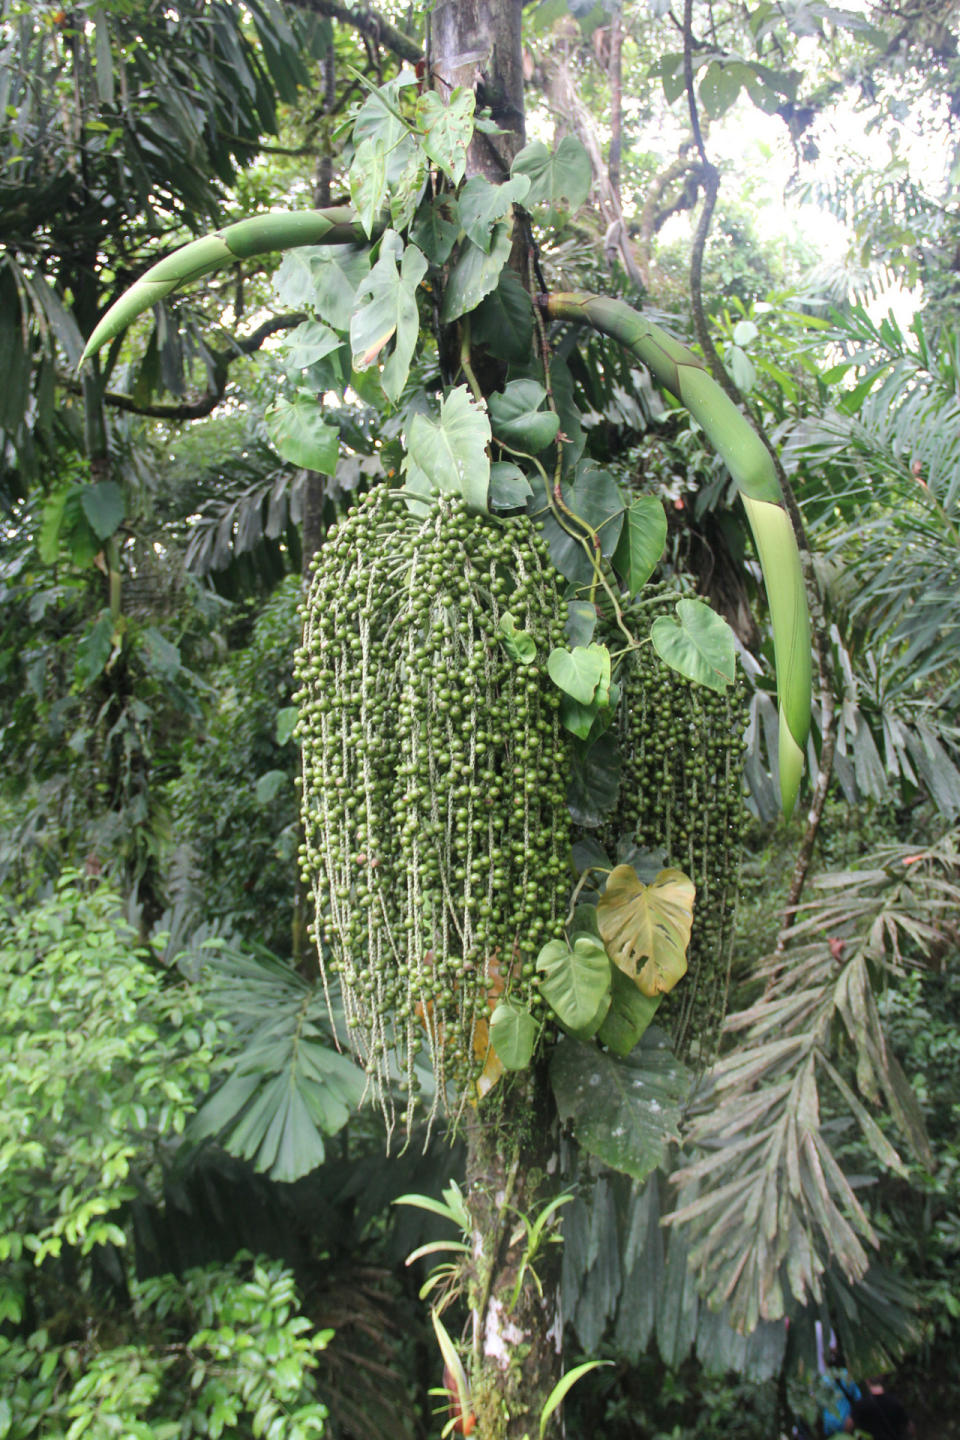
<box><xmin>1</xmin><ymin>0</ymin><xmax>959</xmax><ymax>1436</ymax></box>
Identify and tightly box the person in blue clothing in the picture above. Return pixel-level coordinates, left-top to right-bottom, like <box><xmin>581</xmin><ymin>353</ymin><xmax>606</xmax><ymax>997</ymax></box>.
<box><xmin>815</xmin><ymin>1322</ymin><xmax>861</xmax><ymax>1437</ymax></box>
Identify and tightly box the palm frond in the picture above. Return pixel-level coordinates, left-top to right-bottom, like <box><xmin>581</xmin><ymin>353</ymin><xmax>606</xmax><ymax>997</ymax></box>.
<box><xmin>664</xmin><ymin>832</ymin><xmax>960</xmax><ymax>1332</ymax></box>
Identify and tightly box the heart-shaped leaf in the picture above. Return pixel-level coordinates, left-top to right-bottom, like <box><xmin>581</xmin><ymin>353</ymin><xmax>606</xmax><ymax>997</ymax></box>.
<box><xmin>416</xmin><ymin>87</ymin><xmax>475</xmax><ymax>184</ymax></box>
<box><xmin>489</xmin><ymin>379</ymin><xmax>561</xmax><ymax>453</ymax></box>
<box><xmin>284</xmin><ymin>321</ymin><xmax>343</xmax><ymax>369</ymax></box>
<box><xmin>273</xmin><ymin>247</ymin><xmax>370</xmax><ymax>331</ymax></box>
<box><xmin>511</xmin><ymin>135</ymin><xmax>592</xmax><ymax>209</ymax></box>
<box><xmin>565</xmin><ymin>601</ymin><xmax>598</xmax><ymax>648</ymax></box>
<box><xmin>537</xmin><ymin>935</ymin><xmax>611</xmax><ymax>1036</ymax></box>
<box><xmin>567</xmin><ymin>730</ymin><xmax>621</xmax><ymax>827</ymax></box>
<box><xmin>471</xmin><ymin>269</ymin><xmax>533</xmax><ymax>363</ymax></box>
<box><xmin>597</xmin><ymin>865</ymin><xmax>695</xmax><ymax>998</ymax></box>
<box><xmin>459</xmin><ymin>174</ymin><xmax>531</xmax><ymax>251</ymax></box>
<box><xmin>612</xmin><ymin>496</ymin><xmax>667</xmax><ymax>596</ymax></box>
<box><xmin>650</xmin><ymin>598</ymin><xmax>736</xmax><ymax>692</ymax></box>
<box><xmin>536</xmin><ymin>465</ymin><xmax>624</xmax><ymax>584</ymax></box>
<box><xmin>80</xmin><ymin>480</ymin><xmax>124</xmax><ymax>541</ymax></box>
<box><xmin>402</xmin><ymin>385</ymin><xmax>491</xmax><ymax>513</ymax></box>
<box><xmin>490</xmin><ymin>999</ymin><xmax>538</xmax><ymax>1070</ymax></box>
<box><xmin>547</xmin><ymin>643</ymin><xmax>609</xmax><ymax>705</ymax></box>
<box><xmin>597</xmin><ymin>966</ymin><xmax>662</xmax><ymax>1056</ymax></box>
<box><xmin>489</xmin><ymin>461</ymin><xmax>532</xmax><ymax>510</ymax></box>
<box><xmin>410</xmin><ymin>196</ymin><xmax>460</xmax><ymax>265</ymax></box>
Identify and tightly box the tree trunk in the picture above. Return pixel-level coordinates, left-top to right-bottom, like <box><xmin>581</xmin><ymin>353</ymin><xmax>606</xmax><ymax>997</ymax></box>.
<box><xmin>430</xmin><ymin>6</ymin><xmax>565</xmax><ymax>1435</ymax></box>
<box><xmin>465</xmin><ymin>1068</ymin><xmax>563</xmax><ymax>1440</ymax></box>
<box><xmin>432</xmin><ymin>0</ymin><xmax>525</xmax><ymax>180</ymax></box>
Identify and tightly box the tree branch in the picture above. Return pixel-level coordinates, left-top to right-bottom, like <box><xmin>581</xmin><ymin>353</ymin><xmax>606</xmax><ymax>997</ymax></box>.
<box><xmin>287</xmin><ymin>0</ymin><xmax>423</xmax><ymax>65</ymax></box>
<box><xmin>64</xmin><ymin>313</ymin><xmax>306</xmax><ymax>421</ymax></box>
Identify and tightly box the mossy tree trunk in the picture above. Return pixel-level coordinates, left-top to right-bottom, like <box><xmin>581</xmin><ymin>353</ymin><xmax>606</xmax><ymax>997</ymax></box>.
<box><xmin>431</xmin><ymin>6</ymin><xmax>565</xmax><ymax>1437</ymax></box>
<box><xmin>465</xmin><ymin>1070</ymin><xmax>563</xmax><ymax>1440</ymax></box>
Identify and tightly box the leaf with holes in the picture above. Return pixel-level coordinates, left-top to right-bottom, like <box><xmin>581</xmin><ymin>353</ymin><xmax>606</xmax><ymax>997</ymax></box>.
<box><xmin>537</xmin><ymin>935</ymin><xmax>611</xmax><ymax>1037</ymax></box>
<box><xmin>597</xmin><ymin>865</ymin><xmax>695</xmax><ymax>998</ymax></box>
<box><xmin>650</xmin><ymin>598</ymin><xmax>736</xmax><ymax>692</ymax></box>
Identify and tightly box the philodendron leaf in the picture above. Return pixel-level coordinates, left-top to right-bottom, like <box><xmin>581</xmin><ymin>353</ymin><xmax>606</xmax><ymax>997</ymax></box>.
<box><xmin>498</xmin><ymin>611</ymin><xmax>537</xmax><ymax>664</ymax></box>
<box><xmin>612</xmin><ymin>496</ymin><xmax>667</xmax><ymax>596</ymax></box>
<box><xmin>537</xmin><ymin>935</ymin><xmax>611</xmax><ymax>1037</ymax></box>
<box><xmin>511</xmin><ymin>135</ymin><xmax>592</xmax><ymax>209</ymax></box>
<box><xmin>349</xmin><ymin>135</ymin><xmax>388</xmax><ymax>237</ymax></box>
<box><xmin>550</xmin><ymin>1031</ymin><xmax>689</xmax><ymax>1181</ymax></box>
<box><xmin>471</xmin><ymin>269</ymin><xmax>533</xmax><ymax>363</ymax></box>
<box><xmin>350</xmin><ymin>230</ymin><xmax>428</xmax><ymax>402</ymax></box>
<box><xmin>597</xmin><ymin>865</ymin><xmax>695</xmax><ymax>998</ymax></box>
<box><xmin>402</xmin><ymin>384</ymin><xmax>491</xmax><ymax>513</ymax></box>
<box><xmin>441</xmin><ymin>222</ymin><xmax>512</xmax><ymax>323</ymax></box>
<box><xmin>410</xmin><ymin>196</ymin><xmax>460</xmax><ymax>265</ymax></box>
<box><xmin>558</xmin><ymin>680</ymin><xmax>619</xmax><ymax>743</ymax></box>
<box><xmin>489</xmin><ymin>379</ymin><xmax>561</xmax><ymax>453</ymax></box>
<box><xmin>490</xmin><ymin>999</ymin><xmax>538</xmax><ymax>1070</ymax></box>
<box><xmin>459</xmin><ymin>174</ymin><xmax>531</xmax><ymax>251</ymax></box>
<box><xmin>489</xmin><ymin>461</ymin><xmax>532</xmax><ymax>510</ymax></box>
<box><xmin>565</xmin><ymin>601</ymin><xmax>597</xmax><ymax>648</ymax></box>
<box><xmin>265</xmin><ymin>397</ymin><xmax>339</xmax><ymax>474</ymax></box>
<box><xmin>415</xmin><ymin>87</ymin><xmax>475</xmax><ymax>184</ymax></box>
<box><xmin>284</xmin><ymin>320</ymin><xmax>343</xmax><ymax>369</ymax></box>
<box><xmin>273</xmin><ymin>246</ymin><xmax>370</xmax><ymax>332</ymax></box>
<box><xmin>567</xmin><ymin>730</ymin><xmax>621</xmax><ymax>827</ymax></box>
<box><xmin>547</xmin><ymin>643</ymin><xmax>610</xmax><ymax>705</ymax></box>
<box><xmin>597</xmin><ymin>965</ymin><xmax>662</xmax><ymax>1056</ymax></box>
<box><xmin>650</xmin><ymin>598</ymin><xmax>736</xmax><ymax>692</ymax></box>
<box><xmin>76</xmin><ymin>612</ymin><xmax>116</xmax><ymax>687</ymax></box>
<box><xmin>536</xmin><ymin>465</ymin><xmax>624</xmax><ymax>584</ymax></box>
<box><xmin>80</xmin><ymin>481</ymin><xmax>124</xmax><ymax>541</ymax></box>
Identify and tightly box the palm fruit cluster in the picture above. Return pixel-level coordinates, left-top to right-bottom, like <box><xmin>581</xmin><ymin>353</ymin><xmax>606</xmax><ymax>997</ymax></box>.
<box><xmin>295</xmin><ymin>486</ymin><xmax>569</xmax><ymax>1141</ymax></box>
<box><xmin>614</xmin><ymin>599</ymin><xmax>747</xmax><ymax>1064</ymax></box>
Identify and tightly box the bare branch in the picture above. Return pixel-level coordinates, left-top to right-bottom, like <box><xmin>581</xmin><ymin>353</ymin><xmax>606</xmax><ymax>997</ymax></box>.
<box><xmin>64</xmin><ymin>313</ymin><xmax>306</xmax><ymax>422</ymax></box>
<box><xmin>286</xmin><ymin>0</ymin><xmax>423</xmax><ymax>65</ymax></box>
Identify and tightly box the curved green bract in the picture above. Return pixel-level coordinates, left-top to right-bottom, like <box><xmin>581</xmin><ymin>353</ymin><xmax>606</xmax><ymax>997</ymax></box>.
<box><xmin>546</xmin><ymin>290</ymin><xmax>812</xmax><ymax>817</ymax></box>
<box><xmin>80</xmin><ymin>206</ymin><xmax>372</xmax><ymax>363</ymax></box>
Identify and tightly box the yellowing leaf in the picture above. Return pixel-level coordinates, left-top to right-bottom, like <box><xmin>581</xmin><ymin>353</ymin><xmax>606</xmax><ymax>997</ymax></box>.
<box><xmin>597</xmin><ymin>865</ymin><xmax>695</xmax><ymax>998</ymax></box>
